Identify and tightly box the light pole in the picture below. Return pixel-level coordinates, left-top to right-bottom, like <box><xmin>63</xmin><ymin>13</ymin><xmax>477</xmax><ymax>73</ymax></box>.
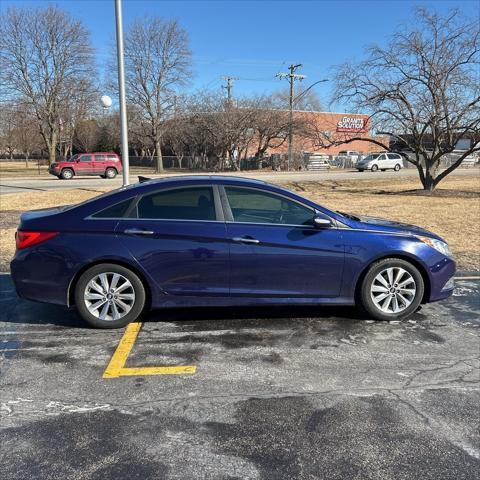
<box><xmin>114</xmin><ymin>0</ymin><xmax>129</xmax><ymax>186</ymax></box>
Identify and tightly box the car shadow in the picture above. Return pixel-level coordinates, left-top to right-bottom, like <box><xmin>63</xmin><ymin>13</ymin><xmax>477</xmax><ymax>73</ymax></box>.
<box><xmin>0</xmin><ymin>273</ymin><xmax>362</xmax><ymax>329</ymax></box>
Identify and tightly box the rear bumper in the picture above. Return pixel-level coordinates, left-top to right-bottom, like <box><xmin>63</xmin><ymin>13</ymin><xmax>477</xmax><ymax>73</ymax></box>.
<box><xmin>11</xmin><ymin>252</ymin><xmax>70</xmax><ymax>306</ymax></box>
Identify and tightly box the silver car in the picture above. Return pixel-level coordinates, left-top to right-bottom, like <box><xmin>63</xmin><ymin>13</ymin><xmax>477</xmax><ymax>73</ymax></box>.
<box><xmin>357</xmin><ymin>153</ymin><xmax>404</xmax><ymax>172</ymax></box>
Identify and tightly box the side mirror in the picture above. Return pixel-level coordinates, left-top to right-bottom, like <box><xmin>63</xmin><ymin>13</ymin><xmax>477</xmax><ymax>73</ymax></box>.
<box><xmin>313</xmin><ymin>215</ymin><xmax>332</xmax><ymax>229</ymax></box>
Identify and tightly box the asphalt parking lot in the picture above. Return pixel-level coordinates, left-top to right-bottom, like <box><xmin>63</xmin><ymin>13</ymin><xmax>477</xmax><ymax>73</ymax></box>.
<box><xmin>1</xmin><ymin>273</ymin><xmax>479</xmax><ymax>480</ymax></box>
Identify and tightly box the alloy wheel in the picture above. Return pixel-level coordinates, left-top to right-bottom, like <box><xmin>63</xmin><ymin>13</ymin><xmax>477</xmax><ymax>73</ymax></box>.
<box><xmin>370</xmin><ymin>267</ymin><xmax>416</xmax><ymax>314</ymax></box>
<box><xmin>84</xmin><ymin>272</ymin><xmax>135</xmax><ymax>321</ymax></box>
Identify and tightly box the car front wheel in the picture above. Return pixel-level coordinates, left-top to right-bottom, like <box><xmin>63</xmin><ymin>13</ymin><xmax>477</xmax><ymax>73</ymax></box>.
<box><xmin>74</xmin><ymin>263</ymin><xmax>146</xmax><ymax>328</ymax></box>
<box><xmin>359</xmin><ymin>258</ymin><xmax>424</xmax><ymax>321</ymax></box>
<box><xmin>60</xmin><ymin>168</ymin><xmax>74</xmax><ymax>180</ymax></box>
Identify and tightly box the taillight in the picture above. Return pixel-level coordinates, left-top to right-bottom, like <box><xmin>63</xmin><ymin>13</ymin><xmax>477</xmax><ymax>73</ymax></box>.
<box><xmin>15</xmin><ymin>231</ymin><xmax>59</xmax><ymax>250</ymax></box>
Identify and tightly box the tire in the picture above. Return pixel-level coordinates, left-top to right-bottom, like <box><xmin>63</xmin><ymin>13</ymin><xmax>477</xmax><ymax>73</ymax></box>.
<box><xmin>74</xmin><ymin>263</ymin><xmax>147</xmax><ymax>329</ymax></box>
<box><xmin>359</xmin><ymin>258</ymin><xmax>424</xmax><ymax>321</ymax></box>
<box><xmin>358</xmin><ymin>169</ymin><xmax>364</xmax><ymax>172</ymax></box>
<box><xmin>394</xmin><ymin>164</ymin><xmax>401</xmax><ymax>171</ymax></box>
<box><xmin>105</xmin><ymin>168</ymin><xmax>117</xmax><ymax>179</ymax></box>
<box><xmin>381</xmin><ymin>169</ymin><xmax>386</xmax><ymax>172</ymax></box>
<box><xmin>371</xmin><ymin>164</ymin><xmax>378</xmax><ymax>172</ymax></box>
<box><xmin>60</xmin><ymin>168</ymin><xmax>74</xmax><ymax>180</ymax></box>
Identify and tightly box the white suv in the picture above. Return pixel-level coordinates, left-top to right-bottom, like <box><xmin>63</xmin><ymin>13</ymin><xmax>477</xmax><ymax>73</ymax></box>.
<box><xmin>356</xmin><ymin>153</ymin><xmax>404</xmax><ymax>172</ymax></box>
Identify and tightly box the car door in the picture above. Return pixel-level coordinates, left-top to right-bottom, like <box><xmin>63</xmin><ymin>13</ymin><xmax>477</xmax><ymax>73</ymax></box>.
<box><xmin>116</xmin><ymin>185</ymin><xmax>229</xmax><ymax>297</ymax></box>
<box><xmin>221</xmin><ymin>185</ymin><xmax>345</xmax><ymax>297</ymax></box>
<box><xmin>376</xmin><ymin>153</ymin><xmax>387</xmax><ymax>168</ymax></box>
<box><xmin>77</xmin><ymin>154</ymin><xmax>94</xmax><ymax>175</ymax></box>
<box><xmin>94</xmin><ymin>154</ymin><xmax>106</xmax><ymax>175</ymax></box>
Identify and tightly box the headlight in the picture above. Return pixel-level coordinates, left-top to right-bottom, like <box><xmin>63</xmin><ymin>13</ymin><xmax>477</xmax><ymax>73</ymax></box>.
<box><xmin>416</xmin><ymin>235</ymin><xmax>452</xmax><ymax>258</ymax></box>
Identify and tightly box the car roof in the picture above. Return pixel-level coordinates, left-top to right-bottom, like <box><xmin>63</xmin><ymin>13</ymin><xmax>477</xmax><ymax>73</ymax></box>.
<box><xmin>136</xmin><ymin>175</ymin><xmax>269</xmax><ymax>187</ymax></box>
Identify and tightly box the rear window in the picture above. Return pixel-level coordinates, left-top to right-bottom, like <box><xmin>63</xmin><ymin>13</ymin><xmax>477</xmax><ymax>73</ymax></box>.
<box><xmin>92</xmin><ymin>198</ymin><xmax>133</xmax><ymax>218</ymax></box>
<box><xmin>108</xmin><ymin>155</ymin><xmax>118</xmax><ymax>160</ymax></box>
<box><xmin>136</xmin><ymin>187</ymin><xmax>215</xmax><ymax>220</ymax></box>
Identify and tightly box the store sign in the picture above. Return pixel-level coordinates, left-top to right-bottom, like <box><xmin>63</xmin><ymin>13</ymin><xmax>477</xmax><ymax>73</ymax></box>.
<box><xmin>336</xmin><ymin>117</ymin><xmax>368</xmax><ymax>133</ymax></box>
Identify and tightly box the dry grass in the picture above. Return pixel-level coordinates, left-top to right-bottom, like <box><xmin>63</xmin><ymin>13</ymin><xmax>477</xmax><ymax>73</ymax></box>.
<box><xmin>0</xmin><ymin>161</ymin><xmax>50</xmax><ymax>177</ymax></box>
<box><xmin>1</xmin><ymin>176</ymin><xmax>479</xmax><ymax>272</ymax></box>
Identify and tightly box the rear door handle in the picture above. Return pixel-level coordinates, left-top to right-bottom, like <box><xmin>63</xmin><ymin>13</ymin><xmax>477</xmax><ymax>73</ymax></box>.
<box><xmin>232</xmin><ymin>236</ymin><xmax>260</xmax><ymax>244</ymax></box>
<box><xmin>124</xmin><ymin>228</ymin><xmax>155</xmax><ymax>236</ymax></box>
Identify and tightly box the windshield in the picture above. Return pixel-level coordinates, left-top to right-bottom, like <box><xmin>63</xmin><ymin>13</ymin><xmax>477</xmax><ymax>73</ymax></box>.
<box><xmin>68</xmin><ymin>154</ymin><xmax>79</xmax><ymax>162</ymax></box>
<box><xmin>362</xmin><ymin>154</ymin><xmax>381</xmax><ymax>161</ymax></box>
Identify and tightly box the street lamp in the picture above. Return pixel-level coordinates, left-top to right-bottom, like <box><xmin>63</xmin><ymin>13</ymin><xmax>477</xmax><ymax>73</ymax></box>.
<box><xmin>100</xmin><ymin>95</ymin><xmax>112</xmax><ymax>110</ymax></box>
<box><xmin>114</xmin><ymin>0</ymin><xmax>129</xmax><ymax>186</ymax></box>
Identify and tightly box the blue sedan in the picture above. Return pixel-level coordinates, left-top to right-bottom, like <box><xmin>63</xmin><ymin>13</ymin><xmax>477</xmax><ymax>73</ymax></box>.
<box><xmin>11</xmin><ymin>176</ymin><xmax>456</xmax><ymax>328</ymax></box>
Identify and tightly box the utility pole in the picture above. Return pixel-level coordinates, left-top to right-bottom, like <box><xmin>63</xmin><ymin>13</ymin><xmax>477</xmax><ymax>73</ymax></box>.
<box><xmin>114</xmin><ymin>0</ymin><xmax>129</xmax><ymax>186</ymax></box>
<box><xmin>221</xmin><ymin>76</ymin><xmax>238</xmax><ymax>105</ymax></box>
<box><xmin>276</xmin><ymin>64</ymin><xmax>306</xmax><ymax>170</ymax></box>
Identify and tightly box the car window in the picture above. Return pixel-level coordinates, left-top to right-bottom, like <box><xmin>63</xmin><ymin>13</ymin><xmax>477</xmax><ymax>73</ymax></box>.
<box><xmin>363</xmin><ymin>154</ymin><xmax>381</xmax><ymax>161</ymax></box>
<box><xmin>225</xmin><ymin>187</ymin><xmax>314</xmax><ymax>226</ymax></box>
<box><xmin>387</xmin><ymin>153</ymin><xmax>400</xmax><ymax>160</ymax></box>
<box><xmin>108</xmin><ymin>155</ymin><xmax>117</xmax><ymax>160</ymax></box>
<box><xmin>92</xmin><ymin>198</ymin><xmax>133</xmax><ymax>218</ymax></box>
<box><xmin>137</xmin><ymin>187</ymin><xmax>216</xmax><ymax>221</ymax></box>
<box><xmin>378</xmin><ymin>154</ymin><xmax>386</xmax><ymax>161</ymax></box>
<box><xmin>80</xmin><ymin>155</ymin><xmax>92</xmax><ymax>162</ymax></box>
<box><xmin>95</xmin><ymin>154</ymin><xmax>105</xmax><ymax>161</ymax></box>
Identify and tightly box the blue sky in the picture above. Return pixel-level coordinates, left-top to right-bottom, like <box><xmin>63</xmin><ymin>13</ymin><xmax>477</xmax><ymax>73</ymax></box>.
<box><xmin>1</xmin><ymin>0</ymin><xmax>478</xmax><ymax>108</ymax></box>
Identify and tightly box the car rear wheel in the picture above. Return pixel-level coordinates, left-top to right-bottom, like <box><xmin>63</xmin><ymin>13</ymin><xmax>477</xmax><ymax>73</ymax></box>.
<box><xmin>74</xmin><ymin>263</ymin><xmax>146</xmax><ymax>328</ymax></box>
<box><xmin>359</xmin><ymin>258</ymin><xmax>424</xmax><ymax>321</ymax></box>
<box><xmin>371</xmin><ymin>164</ymin><xmax>378</xmax><ymax>172</ymax></box>
<box><xmin>394</xmin><ymin>164</ymin><xmax>401</xmax><ymax>171</ymax></box>
<box><xmin>105</xmin><ymin>168</ymin><xmax>117</xmax><ymax>179</ymax></box>
<box><xmin>60</xmin><ymin>168</ymin><xmax>74</xmax><ymax>180</ymax></box>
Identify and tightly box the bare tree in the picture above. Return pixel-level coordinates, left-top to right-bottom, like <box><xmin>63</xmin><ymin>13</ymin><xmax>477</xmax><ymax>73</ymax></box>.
<box><xmin>121</xmin><ymin>17</ymin><xmax>192</xmax><ymax>172</ymax></box>
<box><xmin>73</xmin><ymin>119</ymin><xmax>100</xmax><ymax>152</ymax></box>
<box><xmin>332</xmin><ymin>8</ymin><xmax>480</xmax><ymax>190</ymax></box>
<box><xmin>13</xmin><ymin>103</ymin><xmax>44</xmax><ymax>164</ymax></box>
<box><xmin>250</xmin><ymin>95</ymin><xmax>293</xmax><ymax>162</ymax></box>
<box><xmin>0</xmin><ymin>6</ymin><xmax>96</xmax><ymax>164</ymax></box>
<box><xmin>0</xmin><ymin>104</ymin><xmax>17</xmax><ymax>159</ymax></box>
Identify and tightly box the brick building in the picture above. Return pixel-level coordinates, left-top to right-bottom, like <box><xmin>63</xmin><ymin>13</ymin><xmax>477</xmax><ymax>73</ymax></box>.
<box><xmin>267</xmin><ymin>110</ymin><xmax>388</xmax><ymax>156</ymax></box>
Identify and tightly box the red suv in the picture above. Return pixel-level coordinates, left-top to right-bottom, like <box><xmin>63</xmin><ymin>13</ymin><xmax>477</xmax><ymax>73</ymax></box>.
<box><xmin>49</xmin><ymin>153</ymin><xmax>123</xmax><ymax>180</ymax></box>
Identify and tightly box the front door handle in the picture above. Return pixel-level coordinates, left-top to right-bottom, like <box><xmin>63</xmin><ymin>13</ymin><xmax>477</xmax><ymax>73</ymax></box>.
<box><xmin>124</xmin><ymin>228</ymin><xmax>155</xmax><ymax>236</ymax></box>
<box><xmin>232</xmin><ymin>236</ymin><xmax>260</xmax><ymax>244</ymax></box>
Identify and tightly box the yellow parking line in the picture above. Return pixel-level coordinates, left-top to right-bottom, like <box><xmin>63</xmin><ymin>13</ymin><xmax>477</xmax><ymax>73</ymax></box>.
<box><xmin>102</xmin><ymin>322</ymin><xmax>196</xmax><ymax>379</ymax></box>
<box><xmin>117</xmin><ymin>366</ymin><xmax>196</xmax><ymax>376</ymax></box>
<box><xmin>103</xmin><ymin>322</ymin><xmax>142</xmax><ymax>378</ymax></box>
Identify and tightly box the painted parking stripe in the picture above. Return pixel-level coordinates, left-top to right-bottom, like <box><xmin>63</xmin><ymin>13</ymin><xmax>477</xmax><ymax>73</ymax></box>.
<box><xmin>102</xmin><ymin>322</ymin><xmax>196</xmax><ymax>379</ymax></box>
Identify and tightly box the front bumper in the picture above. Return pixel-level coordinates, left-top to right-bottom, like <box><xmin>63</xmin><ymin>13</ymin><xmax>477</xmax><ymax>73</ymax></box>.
<box><xmin>427</xmin><ymin>257</ymin><xmax>456</xmax><ymax>302</ymax></box>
